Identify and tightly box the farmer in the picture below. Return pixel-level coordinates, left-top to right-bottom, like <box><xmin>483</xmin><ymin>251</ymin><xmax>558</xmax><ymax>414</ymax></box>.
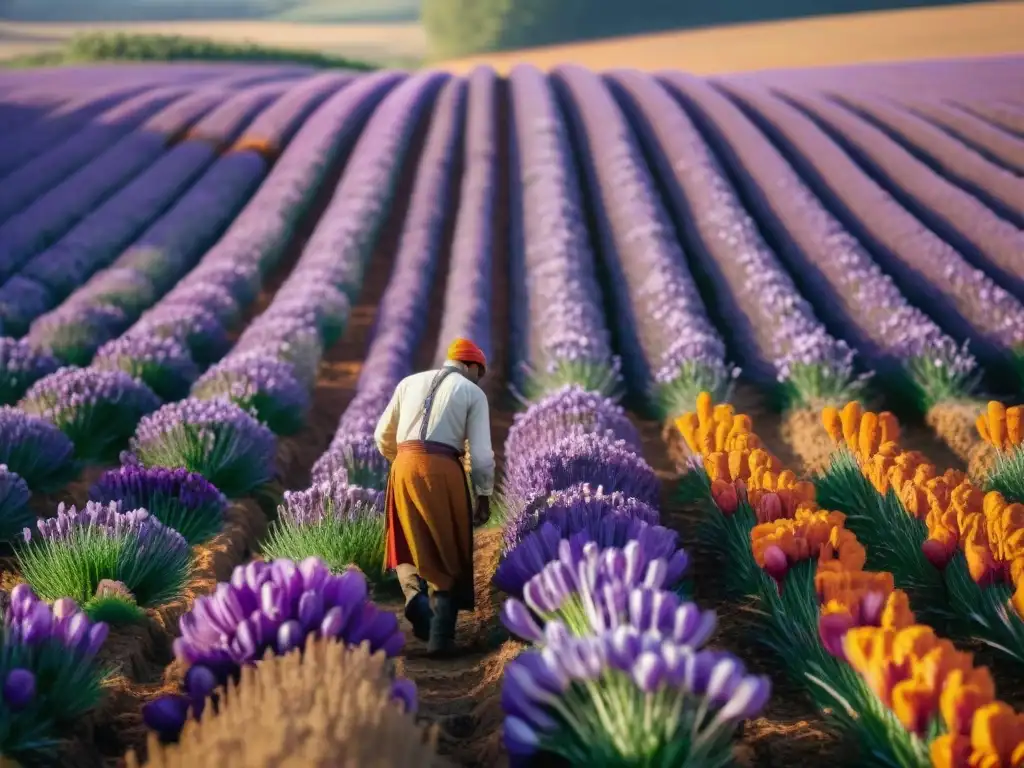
<box><xmin>374</xmin><ymin>337</ymin><xmax>494</xmax><ymax>658</ymax></box>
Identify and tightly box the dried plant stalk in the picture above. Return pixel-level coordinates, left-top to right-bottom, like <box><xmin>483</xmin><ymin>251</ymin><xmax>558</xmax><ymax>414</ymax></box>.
<box><xmin>130</xmin><ymin>640</ymin><xmax>443</xmax><ymax>768</ymax></box>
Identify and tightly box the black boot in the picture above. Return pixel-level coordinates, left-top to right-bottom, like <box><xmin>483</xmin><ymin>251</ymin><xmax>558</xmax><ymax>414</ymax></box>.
<box><xmin>404</xmin><ymin>592</ymin><xmax>433</xmax><ymax>642</ymax></box>
<box><xmin>426</xmin><ymin>591</ymin><xmax>457</xmax><ymax>658</ymax></box>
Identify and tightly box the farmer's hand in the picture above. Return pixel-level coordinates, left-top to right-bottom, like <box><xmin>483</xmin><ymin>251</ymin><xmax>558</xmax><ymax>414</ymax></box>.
<box><xmin>473</xmin><ymin>496</ymin><xmax>491</xmax><ymax>527</ymax></box>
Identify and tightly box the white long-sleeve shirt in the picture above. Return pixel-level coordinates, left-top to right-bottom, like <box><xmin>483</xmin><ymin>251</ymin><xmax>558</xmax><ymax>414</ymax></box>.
<box><xmin>373</xmin><ymin>361</ymin><xmax>495</xmax><ymax>496</ymax></box>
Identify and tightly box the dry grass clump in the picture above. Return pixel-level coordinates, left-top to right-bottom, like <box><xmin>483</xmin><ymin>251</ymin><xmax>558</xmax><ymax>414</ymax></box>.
<box><xmin>128</xmin><ymin>640</ymin><xmax>443</xmax><ymax>767</ymax></box>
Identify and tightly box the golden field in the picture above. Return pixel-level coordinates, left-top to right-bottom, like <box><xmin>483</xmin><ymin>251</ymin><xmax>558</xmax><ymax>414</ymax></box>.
<box><xmin>0</xmin><ymin>1</ymin><xmax>1020</xmax><ymax>72</ymax></box>
<box><xmin>437</xmin><ymin>1</ymin><xmax>1024</xmax><ymax>73</ymax></box>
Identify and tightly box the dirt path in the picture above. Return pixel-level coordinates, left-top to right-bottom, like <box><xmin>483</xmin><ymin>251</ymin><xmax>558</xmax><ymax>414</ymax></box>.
<box><xmin>388</xmin><ymin>77</ymin><xmax>516</xmax><ymax>768</ymax></box>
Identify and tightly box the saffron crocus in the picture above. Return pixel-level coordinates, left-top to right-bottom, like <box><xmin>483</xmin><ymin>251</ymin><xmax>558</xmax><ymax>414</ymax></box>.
<box><xmin>0</xmin><ymin>464</ymin><xmax>32</xmax><ymax>544</ymax></box>
<box><xmin>93</xmin><ymin>332</ymin><xmax>200</xmax><ymax>401</ymax></box>
<box><xmin>0</xmin><ymin>406</ymin><xmax>76</xmax><ymax>491</ymax></box>
<box><xmin>502</xmin><ymin>540</ymin><xmax>702</xmax><ymax>642</ymax></box>
<box><xmin>18</xmin><ymin>501</ymin><xmax>191</xmax><ymax>617</ymax></box>
<box><xmin>18</xmin><ymin>367</ymin><xmax>161</xmax><ymax>462</ymax></box>
<box><xmin>1</xmin><ymin>585</ymin><xmax>108</xmax><ymax>761</ymax></box>
<box><xmin>501</xmin><ymin>619</ymin><xmax>770</xmax><ymax>765</ymax></box>
<box><xmin>0</xmin><ymin>338</ymin><xmax>60</xmax><ymax>405</ymax></box>
<box><xmin>90</xmin><ymin>465</ymin><xmax>226</xmax><ymax>544</ymax></box>
<box><xmin>191</xmin><ymin>352</ymin><xmax>310</xmax><ymax>436</ymax></box>
<box><xmin>261</xmin><ymin>482</ymin><xmax>386</xmax><ymax>580</ymax></box>
<box><xmin>128</xmin><ymin>397</ymin><xmax>276</xmax><ymax>497</ymax></box>
<box><xmin>144</xmin><ymin>557</ymin><xmax>403</xmax><ymax>738</ymax></box>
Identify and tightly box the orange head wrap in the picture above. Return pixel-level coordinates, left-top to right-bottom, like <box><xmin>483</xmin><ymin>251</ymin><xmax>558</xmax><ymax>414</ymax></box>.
<box><xmin>447</xmin><ymin>338</ymin><xmax>487</xmax><ymax>371</ymax></box>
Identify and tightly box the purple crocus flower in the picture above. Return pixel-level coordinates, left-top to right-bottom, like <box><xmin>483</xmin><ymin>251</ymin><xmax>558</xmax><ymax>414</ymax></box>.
<box><xmin>191</xmin><ymin>352</ymin><xmax>310</xmax><ymax>436</ymax></box>
<box><xmin>93</xmin><ymin>332</ymin><xmax>200</xmax><ymax>401</ymax></box>
<box><xmin>173</xmin><ymin>558</ymin><xmax>403</xmax><ymax>674</ymax></box>
<box><xmin>144</xmin><ymin>557</ymin><xmax>403</xmax><ymax>738</ymax></box>
<box><xmin>2</xmin><ymin>668</ymin><xmax>35</xmax><ymax>711</ymax></box>
<box><xmin>502</xmin><ymin>540</ymin><xmax>698</xmax><ymax>642</ymax></box>
<box><xmin>5</xmin><ymin>583</ymin><xmax>108</xmax><ymax>660</ymax></box>
<box><xmin>0</xmin><ymin>337</ymin><xmax>60</xmax><ymax>405</ymax></box>
<box><xmin>502</xmin><ymin>619</ymin><xmax>770</xmax><ymax>763</ymax></box>
<box><xmin>128</xmin><ymin>397</ymin><xmax>276</xmax><ymax>498</ymax></box>
<box><xmin>494</xmin><ymin>515</ymin><xmax>683</xmax><ymax>598</ymax></box>
<box><xmin>0</xmin><ymin>405</ymin><xmax>76</xmax><ymax>491</ymax></box>
<box><xmin>18</xmin><ymin>367</ymin><xmax>160</xmax><ymax>462</ymax></box>
<box><xmin>90</xmin><ymin>464</ymin><xmax>226</xmax><ymax>544</ymax></box>
<box><xmin>2</xmin><ymin>583</ymin><xmax>110</xmax><ymax>735</ymax></box>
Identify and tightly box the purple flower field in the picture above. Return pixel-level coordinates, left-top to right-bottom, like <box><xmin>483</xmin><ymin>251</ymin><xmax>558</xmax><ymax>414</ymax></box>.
<box><xmin>0</xmin><ymin>56</ymin><xmax>1022</xmax><ymax>766</ymax></box>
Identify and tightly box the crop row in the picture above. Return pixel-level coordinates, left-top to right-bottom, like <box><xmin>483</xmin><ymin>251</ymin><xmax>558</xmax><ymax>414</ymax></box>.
<box><xmin>1</xmin><ymin>57</ymin><xmax>1023</xmax><ymax>763</ymax></box>
<box><xmin>674</xmin><ymin>392</ymin><xmax>1024</xmax><ymax>766</ymax></box>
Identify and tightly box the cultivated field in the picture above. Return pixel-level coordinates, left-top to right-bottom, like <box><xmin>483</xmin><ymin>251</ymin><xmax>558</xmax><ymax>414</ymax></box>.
<box><xmin>2</xmin><ymin>1</ymin><xmax>1023</xmax><ymax>70</ymax></box>
<box><xmin>1</xmin><ymin>55</ymin><xmax>1024</xmax><ymax>766</ymax></box>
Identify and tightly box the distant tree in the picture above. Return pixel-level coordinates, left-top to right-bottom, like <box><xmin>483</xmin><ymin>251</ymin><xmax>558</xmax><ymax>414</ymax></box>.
<box><xmin>421</xmin><ymin>0</ymin><xmax>590</xmax><ymax>59</ymax></box>
<box><xmin>422</xmin><ymin>0</ymin><xmax>991</xmax><ymax>59</ymax></box>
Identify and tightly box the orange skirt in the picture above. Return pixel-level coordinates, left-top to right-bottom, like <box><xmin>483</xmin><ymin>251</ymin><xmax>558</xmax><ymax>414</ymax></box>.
<box><xmin>384</xmin><ymin>440</ymin><xmax>474</xmax><ymax>611</ymax></box>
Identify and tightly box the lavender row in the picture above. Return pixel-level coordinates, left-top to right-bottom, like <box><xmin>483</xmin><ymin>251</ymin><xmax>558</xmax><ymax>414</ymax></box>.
<box><xmin>599</xmin><ymin>69</ymin><xmax>858</xmax><ymax>411</ymax></box>
<box><xmin>431</xmin><ymin>66</ymin><xmax>499</xmax><ymax>367</ymax></box>
<box><xmin>773</xmin><ymin>87</ymin><xmax>1024</xmax><ymax>297</ymax></box>
<box><xmin>21</xmin><ymin>74</ymin><xmax>348</xmax><ymax>371</ymax></box>
<box><xmin>0</xmin><ymin>87</ymin><xmax>230</xmax><ymax>269</ymax></box>
<box><xmin>553</xmin><ymin>66</ymin><xmax>736</xmax><ymax>418</ymax></box>
<box><xmin>186</xmin><ymin>71</ymin><xmax>443</xmax><ymax>451</ymax></box>
<box><xmin>0</xmin><ymin>87</ymin><xmax>188</xmax><ymax>224</ymax></box>
<box><xmin>0</xmin><ymin>69</ymin><xmax>298</xmax><ymax>227</ymax></box>
<box><xmin>507</xmin><ymin>64</ymin><xmax>619</xmax><ymax>399</ymax></box>
<box><xmin>824</xmin><ymin>89</ymin><xmax>1024</xmax><ymax>221</ymax></box>
<box><xmin>650</xmin><ymin>72</ymin><xmax>981</xmax><ymax>410</ymax></box>
<box><xmin>959</xmin><ymin>100</ymin><xmax>1024</xmax><ymax>135</ymax></box>
<box><xmin>157</xmin><ymin>71</ymin><xmax>404</xmax><ymax>308</ymax></box>
<box><xmin>310</xmin><ymin>76</ymin><xmax>463</xmax><ymax>485</ymax></box>
<box><xmin>227</xmin><ymin>71</ymin><xmax>353</xmax><ymax>156</ymax></box>
<box><xmin>494</xmin><ymin>386</ymin><xmax>765</xmax><ymax>761</ymax></box>
<box><xmin>0</xmin><ymin>83</ymin><xmax>158</xmax><ymax>178</ymax></box>
<box><xmin>898</xmin><ymin>98</ymin><xmax>1024</xmax><ymax>175</ymax></box>
<box><xmin>681</xmin><ymin>75</ymin><xmax>1024</xmax><ymax>397</ymax></box>
<box><xmin>0</xmin><ymin>73</ymin><xmax>404</xmax><ymax>491</ymax></box>
<box><xmin>0</xmin><ymin>81</ymin><xmax>290</xmax><ymax>335</ymax></box>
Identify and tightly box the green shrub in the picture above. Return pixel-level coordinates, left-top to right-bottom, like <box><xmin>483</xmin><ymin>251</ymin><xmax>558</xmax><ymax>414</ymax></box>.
<box><xmin>1</xmin><ymin>32</ymin><xmax>377</xmax><ymax>70</ymax></box>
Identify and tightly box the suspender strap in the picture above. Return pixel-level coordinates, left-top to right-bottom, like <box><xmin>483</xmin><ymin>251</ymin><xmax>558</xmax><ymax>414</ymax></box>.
<box><xmin>418</xmin><ymin>367</ymin><xmax>458</xmax><ymax>442</ymax></box>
